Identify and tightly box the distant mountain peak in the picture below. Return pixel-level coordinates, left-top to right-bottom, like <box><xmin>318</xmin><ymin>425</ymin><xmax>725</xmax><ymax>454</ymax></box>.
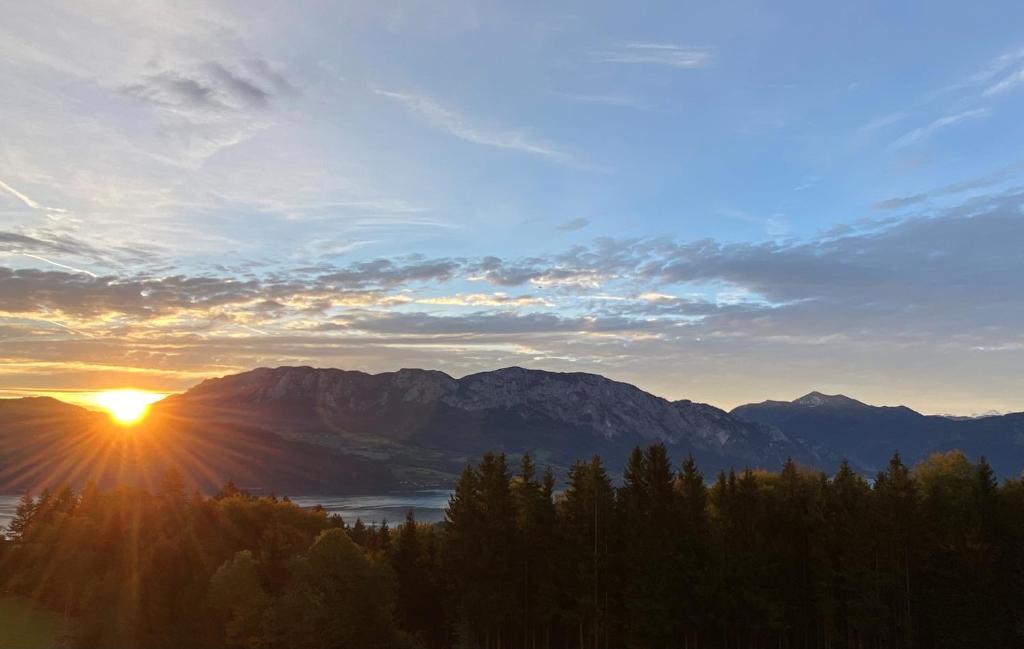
<box><xmin>938</xmin><ymin>409</ymin><xmax>1005</xmax><ymax>420</ymax></box>
<box><xmin>793</xmin><ymin>391</ymin><xmax>865</xmax><ymax>408</ymax></box>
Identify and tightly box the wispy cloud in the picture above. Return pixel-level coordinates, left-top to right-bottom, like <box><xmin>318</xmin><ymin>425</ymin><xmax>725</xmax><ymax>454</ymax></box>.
<box><xmin>554</xmin><ymin>217</ymin><xmax>589</xmax><ymax>232</ymax></box>
<box><xmin>856</xmin><ymin>111</ymin><xmax>910</xmax><ymax>135</ymax></box>
<box><xmin>374</xmin><ymin>89</ymin><xmax>569</xmax><ymax>161</ymax></box>
<box><xmin>971</xmin><ymin>47</ymin><xmax>1024</xmax><ymax>83</ymax></box>
<box><xmin>871</xmin><ymin>159</ymin><xmax>1024</xmax><ymax>210</ymax></box>
<box><xmin>984</xmin><ymin>67</ymin><xmax>1024</xmax><ymax>96</ymax></box>
<box><xmin>555</xmin><ymin>91</ymin><xmax>653</xmax><ymax>110</ymax></box>
<box><xmin>0</xmin><ymin>229</ymin><xmax>150</xmax><ymax>269</ymax></box>
<box><xmin>889</xmin><ymin>108</ymin><xmax>990</xmax><ymax>149</ymax></box>
<box><xmin>417</xmin><ymin>293</ymin><xmax>552</xmax><ymax>307</ymax></box>
<box><xmin>792</xmin><ymin>177</ymin><xmax>819</xmax><ymax>192</ymax></box>
<box><xmin>716</xmin><ymin>208</ymin><xmax>790</xmax><ymax>238</ymax></box>
<box><xmin>590</xmin><ymin>43</ymin><xmax>712</xmax><ymax>69</ymax></box>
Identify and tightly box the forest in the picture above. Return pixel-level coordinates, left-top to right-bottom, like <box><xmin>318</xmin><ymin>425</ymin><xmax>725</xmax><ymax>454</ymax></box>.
<box><xmin>1</xmin><ymin>447</ymin><xmax>1023</xmax><ymax>649</ymax></box>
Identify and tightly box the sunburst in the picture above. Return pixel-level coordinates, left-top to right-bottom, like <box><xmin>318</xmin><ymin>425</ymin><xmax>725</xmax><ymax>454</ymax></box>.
<box><xmin>92</xmin><ymin>389</ymin><xmax>163</xmax><ymax>425</ymax></box>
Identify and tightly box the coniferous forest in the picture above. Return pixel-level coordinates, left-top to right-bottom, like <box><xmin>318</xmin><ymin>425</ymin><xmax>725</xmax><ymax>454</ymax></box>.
<box><xmin>2</xmin><ymin>447</ymin><xmax>1023</xmax><ymax>649</ymax></box>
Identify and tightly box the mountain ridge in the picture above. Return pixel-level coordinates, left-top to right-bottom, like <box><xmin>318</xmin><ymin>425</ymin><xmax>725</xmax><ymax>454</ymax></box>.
<box><xmin>731</xmin><ymin>392</ymin><xmax>1024</xmax><ymax>476</ymax></box>
<box><xmin>163</xmin><ymin>365</ymin><xmax>817</xmax><ymax>484</ymax></box>
<box><xmin>4</xmin><ymin>367</ymin><xmax>1023</xmax><ymax>493</ymax></box>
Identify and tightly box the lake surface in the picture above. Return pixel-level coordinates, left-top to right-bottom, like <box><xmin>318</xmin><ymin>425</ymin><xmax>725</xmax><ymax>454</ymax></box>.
<box><xmin>0</xmin><ymin>496</ymin><xmax>18</xmax><ymax>534</ymax></box>
<box><xmin>287</xmin><ymin>491</ymin><xmax>451</xmax><ymax>525</ymax></box>
<box><xmin>0</xmin><ymin>490</ymin><xmax>451</xmax><ymax>533</ymax></box>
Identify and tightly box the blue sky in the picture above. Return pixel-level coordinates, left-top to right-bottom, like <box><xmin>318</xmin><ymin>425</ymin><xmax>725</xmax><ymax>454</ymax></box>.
<box><xmin>2</xmin><ymin>0</ymin><xmax>1024</xmax><ymax>414</ymax></box>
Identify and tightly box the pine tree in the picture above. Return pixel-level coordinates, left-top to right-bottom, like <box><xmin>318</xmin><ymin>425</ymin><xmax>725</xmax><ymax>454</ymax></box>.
<box><xmin>394</xmin><ymin>510</ymin><xmax>446</xmax><ymax>646</ymax></box>
<box><xmin>824</xmin><ymin>459</ymin><xmax>876</xmax><ymax>647</ymax></box>
<box><xmin>350</xmin><ymin>518</ymin><xmax>369</xmax><ymax>547</ymax></box>
<box><xmin>676</xmin><ymin>454</ymin><xmax>710</xmax><ymax>647</ymax></box>
<box><xmin>512</xmin><ymin>453</ymin><xmax>541</xmax><ymax>649</ymax></box>
<box><xmin>378</xmin><ymin>519</ymin><xmax>392</xmax><ymax>553</ymax></box>
<box><xmin>478</xmin><ymin>452</ymin><xmax>516</xmax><ymax>648</ymax></box>
<box><xmin>6</xmin><ymin>493</ymin><xmax>37</xmax><ymax>540</ymax></box>
<box><xmin>874</xmin><ymin>452</ymin><xmax>919</xmax><ymax>647</ymax></box>
<box><xmin>561</xmin><ymin>456</ymin><xmax>616</xmax><ymax>649</ymax></box>
<box><xmin>619</xmin><ymin>444</ymin><xmax>680</xmax><ymax>648</ymax></box>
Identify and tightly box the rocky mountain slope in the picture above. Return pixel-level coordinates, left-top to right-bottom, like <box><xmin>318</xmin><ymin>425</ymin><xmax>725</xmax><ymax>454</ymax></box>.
<box><xmin>160</xmin><ymin>366</ymin><xmax>819</xmax><ymax>486</ymax></box>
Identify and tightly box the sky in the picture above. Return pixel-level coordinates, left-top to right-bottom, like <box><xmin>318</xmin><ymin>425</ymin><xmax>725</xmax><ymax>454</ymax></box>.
<box><xmin>2</xmin><ymin>0</ymin><xmax>1024</xmax><ymax>415</ymax></box>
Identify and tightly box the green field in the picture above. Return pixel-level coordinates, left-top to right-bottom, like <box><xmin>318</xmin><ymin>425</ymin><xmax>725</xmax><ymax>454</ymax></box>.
<box><xmin>0</xmin><ymin>597</ymin><xmax>65</xmax><ymax>649</ymax></box>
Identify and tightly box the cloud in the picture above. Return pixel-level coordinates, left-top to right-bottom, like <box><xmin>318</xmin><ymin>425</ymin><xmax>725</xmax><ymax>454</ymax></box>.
<box><xmin>554</xmin><ymin>91</ymin><xmax>653</xmax><ymax>110</ymax></box>
<box><xmin>204</xmin><ymin>62</ymin><xmax>272</xmax><ymax>108</ymax></box>
<box><xmin>123</xmin><ymin>60</ymin><xmax>291</xmax><ymax>112</ymax></box>
<box><xmin>889</xmin><ymin>108</ymin><xmax>990</xmax><ymax>149</ymax></box>
<box><xmin>0</xmin><ymin>229</ymin><xmax>154</xmax><ymax>271</ymax></box>
<box><xmin>7</xmin><ymin>193</ymin><xmax>1023</xmax><ymax>352</ymax></box>
<box><xmin>856</xmin><ymin>112</ymin><xmax>910</xmax><ymax>135</ymax></box>
<box><xmin>374</xmin><ymin>89</ymin><xmax>569</xmax><ymax>160</ymax></box>
<box><xmin>115</xmin><ymin>59</ymin><xmax>297</xmax><ymax>163</ymax></box>
<box><xmin>417</xmin><ymin>293</ymin><xmax>552</xmax><ymax>307</ymax></box>
<box><xmin>974</xmin><ymin>47</ymin><xmax>1024</xmax><ymax>95</ymax></box>
<box><xmin>554</xmin><ymin>217</ymin><xmax>589</xmax><ymax>232</ymax></box>
<box><xmin>467</xmin><ymin>256</ymin><xmax>609</xmax><ymax>289</ymax></box>
<box><xmin>871</xmin><ymin>194</ymin><xmax>928</xmax><ymax>210</ymax></box>
<box><xmin>123</xmin><ymin>71</ymin><xmax>224</xmax><ymax>110</ymax></box>
<box><xmin>2</xmin><ymin>192</ymin><xmax>1024</xmax><ymax>413</ymax></box>
<box><xmin>244</xmin><ymin>59</ymin><xmax>299</xmax><ymax>96</ymax></box>
<box><xmin>316</xmin><ymin>257</ymin><xmax>461</xmax><ymax>288</ymax></box>
<box><xmin>871</xmin><ymin>160</ymin><xmax>1024</xmax><ymax>210</ymax></box>
<box><xmin>590</xmin><ymin>43</ymin><xmax>712</xmax><ymax>69</ymax></box>
<box><xmin>0</xmin><ymin>268</ymin><xmax>266</xmax><ymax>319</ymax></box>
<box><xmin>984</xmin><ymin>67</ymin><xmax>1024</xmax><ymax>96</ymax></box>
<box><xmin>971</xmin><ymin>47</ymin><xmax>1024</xmax><ymax>83</ymax></box>
<box><xmin>462</xmin><ymin>194</ymin><xmax>1024</xmax><ymax>346</ymax></box>
<box><xmin>338</xmin><ymin>310</ymin><xmax>642</xmax><ymax>336</ymax></box>
<box><xmin>0</xmin><ymin>254</ymin><xmax>470</xmax><ymax>324</ymax></box>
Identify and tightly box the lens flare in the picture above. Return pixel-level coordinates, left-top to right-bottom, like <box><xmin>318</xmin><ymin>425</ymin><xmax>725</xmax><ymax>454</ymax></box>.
<box><xmin>93</xmin><ymin>389</ymin><xmax>163</xmax><ymax>425</ymax></box>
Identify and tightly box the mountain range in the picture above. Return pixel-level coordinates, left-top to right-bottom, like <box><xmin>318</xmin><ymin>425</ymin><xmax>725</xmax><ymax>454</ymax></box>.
<box><xmin>1</xmin><ymin>366</ymin><xmax>1021</xmax><ymax>493</ymax></box>
<box><xmin>731</xmin><ymin>391</ymin><xmax>1024</xmax><ymax>477</ymax></box>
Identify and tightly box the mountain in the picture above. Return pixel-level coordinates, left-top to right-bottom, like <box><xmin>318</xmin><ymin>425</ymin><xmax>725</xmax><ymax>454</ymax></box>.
<box><xmin>731</xmin><ymin>392</ymin><xmax>1024</xmax><ymax>476</ymax></box>
<box><xmin>938</xmin><ymin>410</ymin><xmax>1005</xmax><ymax>420</ymax></box>
<box><xmin>157</xmin><ymin>366</ymin><xmax>818</xmax><ymax>488</ymax></box>
<box><xmin>0</xmin><ymin>395</ymin><xmax>395</xmax><ymax>494</ymax></box>
<box><xmin>0</xmin><ymin>397</ymin><xmax>100</xmax><ymax>491</ymax></box>
<box><xmin>7</xmin><ymin>372</ymin><xmax>1021</xmax><ymax>494</ymax></box>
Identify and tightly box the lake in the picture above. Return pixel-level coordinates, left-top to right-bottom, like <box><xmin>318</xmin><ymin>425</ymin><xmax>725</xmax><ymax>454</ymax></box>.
<box><xmin>0</xmin><ymin>490</ymin><xmax>451</xmax><ymax>534</ymax></box>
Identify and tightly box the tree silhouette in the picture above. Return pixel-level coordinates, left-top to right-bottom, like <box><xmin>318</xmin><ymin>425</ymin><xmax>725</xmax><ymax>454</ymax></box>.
<box><xmin>2</xmin><ymin>449</ymin><xmax>1023</xmax><ymax>648</ymax></box>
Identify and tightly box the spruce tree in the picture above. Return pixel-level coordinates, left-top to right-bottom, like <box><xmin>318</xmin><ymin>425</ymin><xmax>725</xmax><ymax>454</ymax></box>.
<box><xmin>6</xmin><ymin>493</ymin><xmax>37</xmax><ymax>540</ymax></box>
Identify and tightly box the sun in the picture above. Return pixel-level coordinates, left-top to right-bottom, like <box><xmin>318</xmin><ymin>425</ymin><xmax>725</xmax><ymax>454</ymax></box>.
<box><xmin>93</xmin><ymin>389</ymin><xmax>163</xmax><ymax>425</ymax></box>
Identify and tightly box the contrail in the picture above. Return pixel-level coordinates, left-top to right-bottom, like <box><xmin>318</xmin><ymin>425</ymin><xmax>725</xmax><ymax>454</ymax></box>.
<box><xmin>19</xmin><ymin>252</ymin><xmax>98</xmax><ymax>277</ymax></box>
<box><xmin>40</xmin><ymin>318</ymin><xmax>95</xmax><ymax>338</ymax></box>
<box><xmin>0</xmin><ymin>178</ymin><xmax>68</xmax><ymax>213</ymax></box>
